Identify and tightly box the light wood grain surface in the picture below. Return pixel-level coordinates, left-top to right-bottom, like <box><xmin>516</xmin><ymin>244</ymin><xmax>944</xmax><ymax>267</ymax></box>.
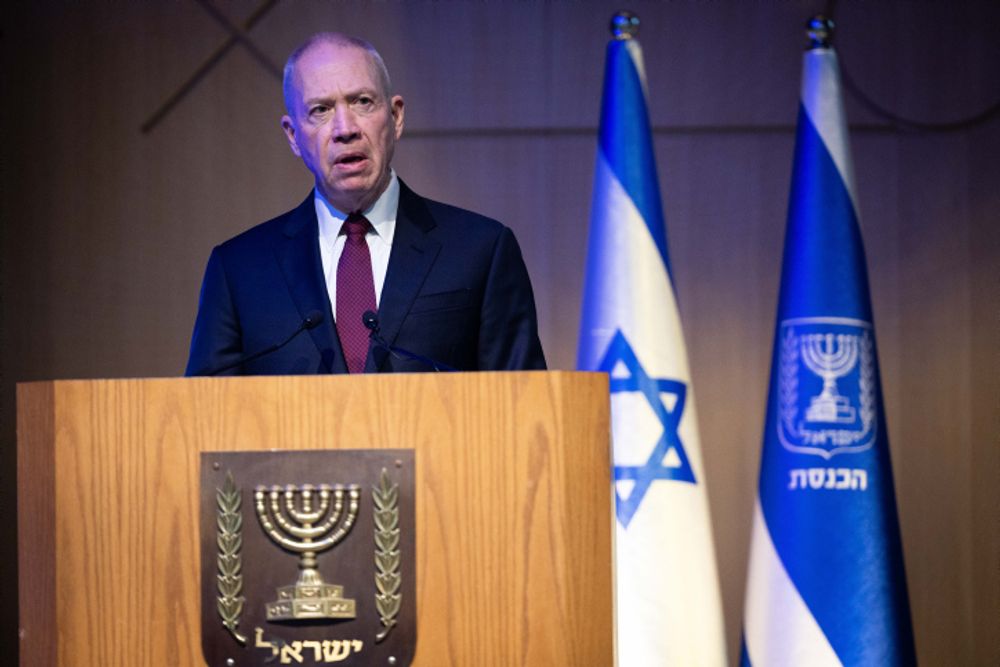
<box><xmin>18</xmin><ymin>372</ymin><xmax>613</xmax><ymax>666</ymax></box>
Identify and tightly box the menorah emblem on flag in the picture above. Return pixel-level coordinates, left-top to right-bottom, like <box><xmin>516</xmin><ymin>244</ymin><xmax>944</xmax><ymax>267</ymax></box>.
<box><xmin>778</xmin><ymin>317</ymin><xmax>877</xmax><ymax>459</ymax></box>
<box><xmin>801</xmin><ymin>332</ymin><xmax>859</xmax><ymax>423</ymax></box>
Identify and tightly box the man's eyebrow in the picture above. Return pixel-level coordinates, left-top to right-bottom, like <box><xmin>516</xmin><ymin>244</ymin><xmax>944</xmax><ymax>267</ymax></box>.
<box><xmin>304</xmin><ymin>95</ymin><xmax>335</xmax><ymax>106</ymax></box>
<box><xmin>304</xmin><ymin>87</ymin><xmax>379</xmax><ymax>104</ymax></box>
<box><xmin>346</xmin><ymin>87</ymin><xmax>379</xmax><ymax>100</ymax></box>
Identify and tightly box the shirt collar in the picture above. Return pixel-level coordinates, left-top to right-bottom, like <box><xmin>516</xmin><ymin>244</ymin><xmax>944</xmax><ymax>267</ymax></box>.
<box><xmin>315</xmin><ymin>171</ymin><xmax>399</xmax><ymax>242</ymax></box>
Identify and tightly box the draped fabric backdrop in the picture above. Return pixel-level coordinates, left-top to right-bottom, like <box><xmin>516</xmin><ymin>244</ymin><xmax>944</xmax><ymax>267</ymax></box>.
<box><xmin>2</xmin><ymin>2</ymin><xmax>997</xmax><ymax>663</ymax></box>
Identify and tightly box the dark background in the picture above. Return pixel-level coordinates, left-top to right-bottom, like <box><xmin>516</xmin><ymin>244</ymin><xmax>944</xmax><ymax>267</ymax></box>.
<box><xmin>3</xmin><ymin>1</ymin><xmax>998</xmax><ymax>663</ymax></box>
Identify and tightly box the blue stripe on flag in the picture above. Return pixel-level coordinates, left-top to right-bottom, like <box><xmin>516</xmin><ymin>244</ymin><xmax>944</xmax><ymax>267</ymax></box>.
<box><xmin>778</xmin><ymin>105</ymin><xmax>872</xmax><ymax>321</ymax></box>
<box><xmin>739</xmin><ymin>637</ymin><xmax>752</xmax><ymax>667</ymax></box>
<box><xmin>599</xmin><ymin>40</ymin><xmax>672</xmax><ymax>276</ymax></box>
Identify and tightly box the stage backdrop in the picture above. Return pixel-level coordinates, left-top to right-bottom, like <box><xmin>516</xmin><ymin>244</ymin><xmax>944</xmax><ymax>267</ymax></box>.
<box><xmin>2</xmin><ymin>1</ymin><xmax>997</xmax><ymax>664</ymax></box>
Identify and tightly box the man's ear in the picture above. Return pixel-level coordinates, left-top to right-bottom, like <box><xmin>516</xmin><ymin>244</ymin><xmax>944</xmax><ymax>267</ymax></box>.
<box><xmin>281</xmin><ymin>115</ymin><xmax>302</xmax><ymax>157</ymax></box>
<box><xmin>390</xmin><ymin>96</ymin><xmax>405</xmax><ymax>140</ymax></box>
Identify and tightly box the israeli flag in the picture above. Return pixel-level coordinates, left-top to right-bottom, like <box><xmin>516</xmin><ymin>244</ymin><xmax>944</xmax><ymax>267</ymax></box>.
<box><xmin>740</xmin><ymin>44</ymin><xmax>916</xmax><ymax>666</ymax></box>
<box><xmin>578</xmin><ymin>34</ymin><xmax>727</xmax><ymax>666</ymax></box>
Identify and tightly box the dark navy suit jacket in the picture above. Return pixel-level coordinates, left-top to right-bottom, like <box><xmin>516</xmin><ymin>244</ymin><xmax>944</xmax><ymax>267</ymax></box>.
<box><xmin>185</xmin><ymin>180</ymin><xmax>546</xmax><ymax>375</ymax></box>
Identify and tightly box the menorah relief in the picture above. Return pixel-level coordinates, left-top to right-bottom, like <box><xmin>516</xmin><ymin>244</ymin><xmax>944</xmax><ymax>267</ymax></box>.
<box><xmin>801</xmin><ymin>332</ymin><xmax>858</xmax><ymax>424</ymax></box>
<box><xmin>254</xmin><ymin>483</ymin><xmax>361</xmax><ymax>621</ymax></box>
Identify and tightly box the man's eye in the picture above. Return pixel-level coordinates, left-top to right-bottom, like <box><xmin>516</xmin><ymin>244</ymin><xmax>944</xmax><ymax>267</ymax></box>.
<box><xmin>356</xmin><ymin>97</ymin><xmax>374</xmax><ymax>108</ymax></box>
<box><xmin>309</xmin><ymin>105</ymin><xmax>329</xmax><ymax>116</ymax></box>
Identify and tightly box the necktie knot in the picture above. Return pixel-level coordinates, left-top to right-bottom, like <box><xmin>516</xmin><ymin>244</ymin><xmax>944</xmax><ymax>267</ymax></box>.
<box><xmin>342</xmin><ymin>214</ymin><xmax>370</xmax><ymax>243</ymax></box>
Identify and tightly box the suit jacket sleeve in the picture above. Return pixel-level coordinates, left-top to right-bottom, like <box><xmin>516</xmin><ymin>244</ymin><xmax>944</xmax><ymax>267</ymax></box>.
<box><xmin>185</xmin><ymin>246</ymin><xmax>243</xmax><ymax>376</ymax></box>
<box><xmin>478</xmin><ymin>226</ymin><xmax>547</xmax><ymax>370</ymax></box>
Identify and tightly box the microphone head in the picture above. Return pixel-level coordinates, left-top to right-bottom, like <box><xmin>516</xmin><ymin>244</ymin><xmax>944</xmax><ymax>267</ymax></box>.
<box><xmin>362</xmin><ymin>310</ymin><xmax>379</xmax><ymax>332</ymax></box>
<box><xmin>303</xmin><ymin>310</ymin><xmax>324</xmax><ymax>329</ymax></box>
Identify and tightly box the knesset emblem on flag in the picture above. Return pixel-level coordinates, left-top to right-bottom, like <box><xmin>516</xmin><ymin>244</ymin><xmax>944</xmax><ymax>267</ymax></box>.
<box><xmin>778</xmin><ymin>317</ymin><xmax>877</xmax><ymax>459</ymax></box>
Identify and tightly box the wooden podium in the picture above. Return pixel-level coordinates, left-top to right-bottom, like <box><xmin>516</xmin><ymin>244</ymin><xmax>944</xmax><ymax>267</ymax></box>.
<box><xmin>17</xmin><ymin>372</ymin><xmax>613</xmax><ymax>666</ymax></box>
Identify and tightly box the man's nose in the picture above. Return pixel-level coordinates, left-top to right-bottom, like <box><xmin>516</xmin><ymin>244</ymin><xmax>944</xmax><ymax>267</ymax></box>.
<box><xmin>332</xmin><ymin>107</ymin><xmax>359</xmax><ymax>142</ymax></box>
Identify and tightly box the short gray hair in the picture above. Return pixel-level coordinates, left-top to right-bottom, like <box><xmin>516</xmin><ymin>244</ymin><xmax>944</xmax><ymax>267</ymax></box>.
<box><xmin>282</xmin><ymin>32</ymin><xmax>393</xmax><ymax>115</ymax></box>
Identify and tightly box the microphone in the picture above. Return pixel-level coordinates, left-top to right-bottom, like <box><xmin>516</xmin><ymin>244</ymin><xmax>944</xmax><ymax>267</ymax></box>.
<box><xmin>362</xmin><ymin>310</ymin><xmax>457</xmax><ymax>372</ymax></box>
<box><xmin>205</xmin><ymin>310</ymin><xmax>324</xmax><ymax>376</ymax></box>
<box><xmin>362</xmin><ymin>310</ymin><xmax>379</xmax><ymax>333</ymax></box>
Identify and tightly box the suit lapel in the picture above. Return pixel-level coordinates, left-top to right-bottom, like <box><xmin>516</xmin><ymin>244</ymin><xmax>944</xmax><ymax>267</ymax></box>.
<box><xmin>369</xmin><ymin>180</ymin><xmax>441</xmax><ymax>372</ymax></box>
<box><xmin>275</xmin><ymin>193</ymin><xmax>346</xmax><ymax>374</ymax></box>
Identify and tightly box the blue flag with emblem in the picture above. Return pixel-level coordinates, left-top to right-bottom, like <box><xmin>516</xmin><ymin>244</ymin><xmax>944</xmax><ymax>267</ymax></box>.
<box><xmin>740</xmin><ymin>22</ymin><xmax>916</xmax><ymax>667</ymax></box>
<box><xmin>578</xmin><ymin>16</ymin><xmax>727</xmax><ymax>665</ymax></box>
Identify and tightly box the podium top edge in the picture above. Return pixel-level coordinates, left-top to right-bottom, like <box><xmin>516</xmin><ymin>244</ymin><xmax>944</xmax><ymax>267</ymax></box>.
<box><xmin>16</xmin><ymin>370</ymin><xmax>609</xmax><ymax>388</ymax></box>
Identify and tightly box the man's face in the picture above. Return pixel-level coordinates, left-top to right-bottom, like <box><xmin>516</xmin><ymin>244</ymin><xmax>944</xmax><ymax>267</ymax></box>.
<box><xmin>281</xmin><ymin>42</ymin><xmax>404</xmax><ymax>213</ymax></box>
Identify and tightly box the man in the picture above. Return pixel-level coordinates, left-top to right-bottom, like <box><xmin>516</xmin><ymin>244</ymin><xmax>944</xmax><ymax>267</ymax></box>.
<box><xmin>185</xmin><ymin>33</ymin><xmax>545</xmax><ymax>375</ymax></box>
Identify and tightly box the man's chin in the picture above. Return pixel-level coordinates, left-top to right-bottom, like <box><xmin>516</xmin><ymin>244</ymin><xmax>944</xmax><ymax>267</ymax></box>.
<box><xmin>321</xmin><ymin>180</ymin><xmax>377</xmax><ymax>213</ymax></box>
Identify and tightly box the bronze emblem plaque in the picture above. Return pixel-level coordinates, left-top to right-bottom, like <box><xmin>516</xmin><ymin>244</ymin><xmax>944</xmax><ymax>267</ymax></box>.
<box><xmin>200</xmin><ymin>449</ymin><xmax>416</xmax><ymax>666</ymax></box>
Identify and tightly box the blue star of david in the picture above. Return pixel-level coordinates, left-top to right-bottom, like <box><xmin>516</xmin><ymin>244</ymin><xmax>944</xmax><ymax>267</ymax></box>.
<box><xmin>598</xmin><ymin>330</ymin><xmax>697</xmax><ymax>528</ymax></box>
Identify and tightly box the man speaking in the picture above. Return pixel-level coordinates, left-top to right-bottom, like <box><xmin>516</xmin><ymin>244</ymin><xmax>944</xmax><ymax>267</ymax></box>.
<box><xmin>186</xmin><ymin>33</ymin><xmax>546</xmax><ymax>375</ymax></box>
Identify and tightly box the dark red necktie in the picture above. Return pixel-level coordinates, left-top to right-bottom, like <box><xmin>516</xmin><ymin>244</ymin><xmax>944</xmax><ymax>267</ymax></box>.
<box><xmin>336</xmin><ymin>213</ymin><xmax>376</xmax><ymax>373</ymax></box>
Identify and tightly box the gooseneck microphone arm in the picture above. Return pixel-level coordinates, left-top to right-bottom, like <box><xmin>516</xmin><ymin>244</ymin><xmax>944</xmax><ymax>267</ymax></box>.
<box><xmin>205</xmin><ymin>310</ymin><xmax>325</xmax><ymax>376</ymax></box>
<box><xmin>362</xmin><ymin>310</ymin><xmax>457</xmax><ymax>372</ymax></box>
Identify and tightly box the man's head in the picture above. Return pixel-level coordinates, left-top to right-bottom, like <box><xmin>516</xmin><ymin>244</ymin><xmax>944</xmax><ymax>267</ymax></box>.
<box><xmin>281</xmin><ymin>33</ymin><xmax>405</xmax><ymax>213</ymax></box>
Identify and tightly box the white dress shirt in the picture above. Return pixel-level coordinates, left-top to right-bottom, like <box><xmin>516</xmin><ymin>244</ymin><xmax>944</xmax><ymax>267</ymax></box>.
<box><xmin>315</xmin><ymin>172</ymin><xmax>399</xmax><ymax>320</ymax></box>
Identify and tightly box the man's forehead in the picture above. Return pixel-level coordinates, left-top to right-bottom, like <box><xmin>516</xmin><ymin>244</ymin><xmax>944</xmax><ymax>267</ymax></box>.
<box><xmin>293</xmin><ymin>43</ymin><xmax>377</xmax><ymax>89</ymax></box>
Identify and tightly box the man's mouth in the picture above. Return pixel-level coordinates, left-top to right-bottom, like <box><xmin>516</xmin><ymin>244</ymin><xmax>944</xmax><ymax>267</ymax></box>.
<box><xmin>335</xmin><ymin>153</ymin><xmax>368</xmax><ymax>168</ymax></box>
